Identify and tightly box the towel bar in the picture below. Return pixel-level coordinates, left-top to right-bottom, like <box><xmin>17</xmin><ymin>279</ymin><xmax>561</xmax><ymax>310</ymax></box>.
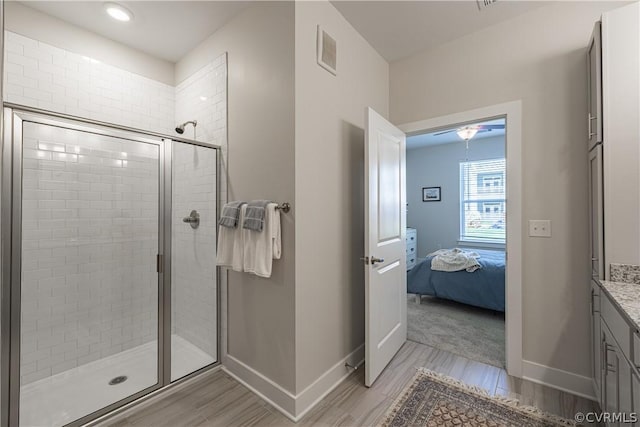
<box><xmin>275</xmin><ymin>202</ymin><xmax>291</xmax><ymax>213</ymax></box>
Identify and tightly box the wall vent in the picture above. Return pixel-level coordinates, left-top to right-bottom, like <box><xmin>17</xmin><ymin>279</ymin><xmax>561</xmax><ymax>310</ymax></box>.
<box><xmin>317</xmin><ymin>25</ymin><xmax>337</xmax><ymax>76</ymax></box>
<box><xmin>477</xmin><ymin>0</ymin><xmax>498</xmax><ymax>10</ymax></box>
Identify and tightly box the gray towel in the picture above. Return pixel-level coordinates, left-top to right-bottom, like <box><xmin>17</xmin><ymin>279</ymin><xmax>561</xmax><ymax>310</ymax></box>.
<box><xmin>219</xmin><ymin>201</ymin><xmax>246</xmax><ymax>228</ymax></box>
<box><xmin>243</xmin><ymin>200</ymin><xmax>271</xmax><ymax>232</ymax></box>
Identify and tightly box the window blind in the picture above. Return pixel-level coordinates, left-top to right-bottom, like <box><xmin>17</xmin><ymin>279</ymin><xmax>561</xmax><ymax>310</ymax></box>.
<box><xmin>459</xmin><ymin>158</ymin><xmax>506</xmax><ymax>243</ymax></box>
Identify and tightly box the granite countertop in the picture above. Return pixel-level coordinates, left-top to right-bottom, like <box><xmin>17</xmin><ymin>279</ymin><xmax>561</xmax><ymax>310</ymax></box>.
<box><xmin>599</xmin><ymin>280</ymin><xmax>640</xmax><ymax>331</ymax></box>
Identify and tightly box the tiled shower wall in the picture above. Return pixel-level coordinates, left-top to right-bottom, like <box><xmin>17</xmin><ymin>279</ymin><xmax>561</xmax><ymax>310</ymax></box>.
<box><xmin>171</xmin><ymin>144</ymin><xmax>217</xmax><ymax>359</ymax></box>
<box><xmin>3</xmin><ymin>31</ymin><xmax>175</xmax><ymax>135</ymax></box>
<box><xmin>3</xmin><ymin>30</ymin><xmax>228</xmax><ymax>382</ymax></box>
<box><xmin>172</xmin><ymin>56</ymin><xmax>227</xmax><ymax>359</ymax></box>
<box><xmin>21</xmin><ymin>122</ymin><xmax>159</xmax><ymax>385</ymax></box>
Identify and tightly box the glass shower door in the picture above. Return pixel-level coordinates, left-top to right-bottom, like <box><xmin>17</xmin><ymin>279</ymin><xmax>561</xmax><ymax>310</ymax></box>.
<box><xmin>170</xmin><ymin>142</ymin><xmax>217</xmax><ymax>381</ymax></box>
<box><xmin>18</xmin><ymin>120</ymin><xmax>162</xmax><ymax>426</ymax></box>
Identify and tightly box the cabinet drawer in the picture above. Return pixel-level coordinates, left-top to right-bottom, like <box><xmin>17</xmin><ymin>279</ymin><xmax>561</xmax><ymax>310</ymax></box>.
<box><xmin>602</xmin><ymin>292</ymin><xmax>632</xmax><ymax>360</ymax></box>
<box><xmin>406</xmin><ymin>243</ymin><xmax>417</xmax><ymax>256</ymax></box>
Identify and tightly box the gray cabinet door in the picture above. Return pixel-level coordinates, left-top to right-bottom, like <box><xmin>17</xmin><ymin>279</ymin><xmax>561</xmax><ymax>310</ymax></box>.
<box><xmin>603</xmin><ymin>323</ymin><xmax>620</xmax><ymax>417</ymax></box>
<box><xmin>632</xmin><ymin>370</ymin><xmax>640</xmax><ymax>425</ymax></box>
<box><xmin>587</xmin><ymin>21</ymin><xmax>603</xmax><ymax>148</ymax></box>
<box><xmin>619</xmin><ymin>352</ymin><xmax>633</xmax><ymax>419</ymax></box>
<box><xmin>592</xmin><ymin>281</ymin><xmax>602</xmax><ymax>400</ymax></box>
<box><xmin>589</xmin><ymin>146</ymin><xmax>604</xmax><ymax>280</ymax></box>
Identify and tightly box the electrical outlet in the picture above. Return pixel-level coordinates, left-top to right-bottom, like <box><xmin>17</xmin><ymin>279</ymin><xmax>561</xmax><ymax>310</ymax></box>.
<box><xmin>529</xmin><ymin>220</ymin><xmax>551</xmax><ymax>237</ymax></box>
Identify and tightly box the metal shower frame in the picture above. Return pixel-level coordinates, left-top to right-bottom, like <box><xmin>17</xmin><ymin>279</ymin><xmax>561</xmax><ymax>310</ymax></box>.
<box><xmin>0</xmin><ymin>105</ymin><xmax>222</xmax><ymax>427</ymax></box>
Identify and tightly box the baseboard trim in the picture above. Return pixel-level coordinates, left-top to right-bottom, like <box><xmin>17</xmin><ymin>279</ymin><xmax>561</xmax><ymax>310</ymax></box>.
<box><xmin>295</xmin><ymin>344</ymin><xmax>365</xmax><ymax>419</ymax></box>
<box><xmin>223</xmin><ymin>345</ymin><xmax>365</xmax><ymax>421</ymax></box>
<box><xmin>222</xmin><ymin>355</ymin><xmax>297</xmax><ymax>420</ymax></box>
<box><xmin>522</xmin><ymin>360</ymin><xmax>596</xmax><ymax>401</ymax></box>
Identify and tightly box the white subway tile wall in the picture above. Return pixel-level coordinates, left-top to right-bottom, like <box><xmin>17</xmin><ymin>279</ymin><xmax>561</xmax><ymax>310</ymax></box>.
<box><xmin>20</xmin><ymin>122</ymin><xmax>159</xmax><ymax>386</ymax></box>
<box><xmin>4</xmin><ymin>30</ymin><xmax>229</xmax><ymax>384</ymax></box>
<box><xmin>175</xmin><ymin>54</ymin><xmax>228</xmax><ymax>203</ymax></box>
<box><xmin>3</xmin><ymin>31</ymin><xmax>175</xmax><ymax>135</ymax></box>
<box><xmin>172</xmin><ymin>56</ymin><xmax>227</xmax><ymax>367</ymax></box>
<box><xmin>171</xmin><ymin>144</ymin><xmax>217</xmax><ymax>367</ymax></box>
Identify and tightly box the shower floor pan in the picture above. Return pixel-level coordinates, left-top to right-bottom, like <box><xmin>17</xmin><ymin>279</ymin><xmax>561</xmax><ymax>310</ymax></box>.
<box><xmin>20</xmin><ymin>335</ymin><xmax>215</xmax><ymax>427</ymax></box>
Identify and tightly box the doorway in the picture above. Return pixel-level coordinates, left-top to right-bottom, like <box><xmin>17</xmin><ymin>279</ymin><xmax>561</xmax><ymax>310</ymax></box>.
<box><xmin>405</xmin><ymin>118</ymin><xmax>506</xmax><ymax>368</ymax></box>
<box><xmin>399</xmin><ymin>101</ymin><xmax>523</xmax><ymax>377</ymax></box>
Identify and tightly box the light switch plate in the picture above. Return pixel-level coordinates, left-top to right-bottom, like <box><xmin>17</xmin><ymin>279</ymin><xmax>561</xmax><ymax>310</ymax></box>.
<box><xmin>529</xmin><ymin>220</ymin><xmax>551</xmax><ymax>237</ymax></box>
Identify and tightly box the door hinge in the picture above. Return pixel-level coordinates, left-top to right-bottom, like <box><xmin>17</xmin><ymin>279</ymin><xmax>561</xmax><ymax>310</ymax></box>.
<box><xmin>157</xmin><ymin>254</ymin><xmax>164</xmax><ymax>273</ymax></box>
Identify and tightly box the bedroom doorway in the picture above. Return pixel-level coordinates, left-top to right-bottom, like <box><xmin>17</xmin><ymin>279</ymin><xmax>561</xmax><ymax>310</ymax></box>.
<box><xmin>398</xmin><ymin>101</ymin><xmax>523</xmax><ymax>377</ymax></box>
<box><xmin>405</xmin><ymin>118</ymin><xmax>506</xmax><ymax>368</ymax></box>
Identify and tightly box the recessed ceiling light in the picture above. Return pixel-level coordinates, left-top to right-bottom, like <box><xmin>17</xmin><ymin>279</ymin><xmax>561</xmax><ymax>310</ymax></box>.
<box><xmin>104</xmin><ymin>3</ymin><xmax>133</xmax><ymax>22</ymax></box>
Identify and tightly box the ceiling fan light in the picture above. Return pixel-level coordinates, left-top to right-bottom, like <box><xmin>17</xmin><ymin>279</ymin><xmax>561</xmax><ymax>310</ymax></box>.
<box><xmin>456</xmin><ymin>127</ymin><xmax>479</xmax><ymax>141</ymax></box>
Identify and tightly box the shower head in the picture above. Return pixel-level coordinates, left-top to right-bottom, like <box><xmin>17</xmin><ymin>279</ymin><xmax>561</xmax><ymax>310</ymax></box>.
<box><xmin>175</xmin><ymin>120</ymin><xmax>197</xmax><ymax>135</ymax></box>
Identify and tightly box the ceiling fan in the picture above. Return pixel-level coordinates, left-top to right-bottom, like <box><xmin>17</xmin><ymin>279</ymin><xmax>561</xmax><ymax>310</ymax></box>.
<box><xmin>434</xmin><ymin>123</ymin><xmax>505</xmax><ymax>154</ymax></box>
<box><xmin>434</xmin><ymin>124</ymin><xmax>505</xmax><ymax>138</ymax></box>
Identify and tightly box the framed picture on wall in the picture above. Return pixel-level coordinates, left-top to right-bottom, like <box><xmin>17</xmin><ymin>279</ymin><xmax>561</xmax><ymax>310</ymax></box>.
<box><xmin>422</xmin><ymin>187</ymin><xmax>441</xmax><ymax>202</ymax></box>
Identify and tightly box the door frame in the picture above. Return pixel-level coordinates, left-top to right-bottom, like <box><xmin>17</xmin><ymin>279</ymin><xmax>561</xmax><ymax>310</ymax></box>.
<box><xmin>398</xmin><ymin>100</ymin><xmax>523</xmax><ymax>378</ymax></box>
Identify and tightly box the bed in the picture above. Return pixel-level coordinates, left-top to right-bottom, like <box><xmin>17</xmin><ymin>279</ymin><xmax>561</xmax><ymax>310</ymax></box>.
<box><xmin>407</xmin><ymin>249</ymin><xmax>505</xmax><ymax>312</ymax></box>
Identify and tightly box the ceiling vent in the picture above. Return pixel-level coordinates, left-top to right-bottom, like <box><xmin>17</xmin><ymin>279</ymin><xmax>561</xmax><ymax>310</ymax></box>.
<box><xmin>317</xmin><ymin>25</ymin><xmax>337</xmax><ymax>76</ymax></box>
<box><xmin>477</xmin><ymin>0</ymin><xmax>498</xmax><ymax>10</ymax></box>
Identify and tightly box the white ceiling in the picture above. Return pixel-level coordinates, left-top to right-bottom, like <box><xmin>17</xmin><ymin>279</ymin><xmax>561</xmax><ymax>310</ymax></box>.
<box><xmin>19</xmin><ymin>1</ymin><xmax>548</xmax><ymax>65</ymax></box>
<box><xmin>331</xmin><ymin>0</ymin><xmax>548</xmax><ymax>62</ymax></box>
<box><xmin>20</xmin><ymin>1</ymin><xmax>253</xmax><ymax>62</ymax></box>
<box><xmin>406</xmin><ymin>118</ymin><xmax>505</xmax><ymax>150</ymax></box>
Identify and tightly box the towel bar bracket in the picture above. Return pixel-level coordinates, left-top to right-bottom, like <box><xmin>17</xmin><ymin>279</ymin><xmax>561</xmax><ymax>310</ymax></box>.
<box><xmin>275</xmin><ymin>202</ymin><xmax>291</xmax><ymax>213</ymax></box>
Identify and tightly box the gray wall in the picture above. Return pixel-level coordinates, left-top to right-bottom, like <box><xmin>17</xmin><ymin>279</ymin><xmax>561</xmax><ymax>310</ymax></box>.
<box><xmin>407</xmin><ymin>136</ymin><xmax>504</xmax><ymax>256</ymax></box>
<box><xmin>176</xmin><ymin>2</ymin><xmax>296</xmax><ymax>392</ymax></box>
<box><xmin>294</xmin><ymin>1</ymin><xmax>389</xmax><ymax>392</ymax></box>
<box><xmin>391</xmin><ymin>1</ymin><xmax>623</xmax><ymax>378</ymax></box>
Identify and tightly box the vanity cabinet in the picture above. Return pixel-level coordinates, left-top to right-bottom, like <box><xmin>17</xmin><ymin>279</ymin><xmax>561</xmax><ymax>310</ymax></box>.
<box><xmin>602</xmin><ymin>320</ymin><xmax>633</xmax><ymax>420</ymax></box>
<box><xmin>601</xmin><ymin>321</ymin><xmax>620</xmax><ymax>417</ymax></box>
<box><xmin>592</xmin><ymin>280</ymin><xmax>602</xmax><ymax>400</ymax></box>
<box><xmin>595</xmin><ymin>283</ymin><xmax>639</xmax><ymax>425</ymax></box>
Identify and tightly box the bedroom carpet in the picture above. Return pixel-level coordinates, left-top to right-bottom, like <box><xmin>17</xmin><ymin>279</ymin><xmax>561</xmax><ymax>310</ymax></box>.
<box><xmin>407</xmin><ymin>295</ymin><xmax>505</xmax><ymax>368</ymax></box>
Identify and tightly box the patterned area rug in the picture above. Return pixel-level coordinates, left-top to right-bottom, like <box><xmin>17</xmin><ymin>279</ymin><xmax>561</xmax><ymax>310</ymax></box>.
<box><xmin>381</xmin><ymin>368</ymin><xmax>574</xmax><ymax>427</ymax></box>
<box><xmin>408</xmin><ymin>295</ymin><xmax>505</xmax><ymax>368</ymax></box>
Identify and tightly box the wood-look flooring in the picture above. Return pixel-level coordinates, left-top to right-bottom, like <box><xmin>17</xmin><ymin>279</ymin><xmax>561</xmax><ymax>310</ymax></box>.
<box><xmin>100</xmin><ymin>340</ymin><xmax>600</xmax><ymax>426</ymax></box>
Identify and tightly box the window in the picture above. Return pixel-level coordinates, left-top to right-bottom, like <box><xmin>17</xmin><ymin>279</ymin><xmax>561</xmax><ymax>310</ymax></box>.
<box><xmin>460</xmin><ymin>159</ymin><xmax>506</xmax><ymax>243</ymax></box>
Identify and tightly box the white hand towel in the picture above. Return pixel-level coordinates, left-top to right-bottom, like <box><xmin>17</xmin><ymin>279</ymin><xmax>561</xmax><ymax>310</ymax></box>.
<box><xmin>216</xmin><ymin>204</ymin><xmax>246</xmax><ymax>272</ymax></box>
<box><xmin>243</xmin><ymin>203</ymin><xmax>281</xmax><ymax>278</ymax></box>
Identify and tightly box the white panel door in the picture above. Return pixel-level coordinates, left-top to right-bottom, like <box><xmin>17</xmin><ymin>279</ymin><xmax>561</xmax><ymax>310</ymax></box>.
<box><xmin>364</xmin><ymin>107</ymin><xmax>407</xmax><ymax>387</ymax></box>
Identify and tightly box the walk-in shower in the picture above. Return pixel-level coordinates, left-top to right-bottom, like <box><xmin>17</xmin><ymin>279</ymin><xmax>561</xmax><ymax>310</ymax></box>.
<box><xmin>0</xmin><ymin>107</ymin><xmax>220</xmax><ymax>427</ymax></box>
